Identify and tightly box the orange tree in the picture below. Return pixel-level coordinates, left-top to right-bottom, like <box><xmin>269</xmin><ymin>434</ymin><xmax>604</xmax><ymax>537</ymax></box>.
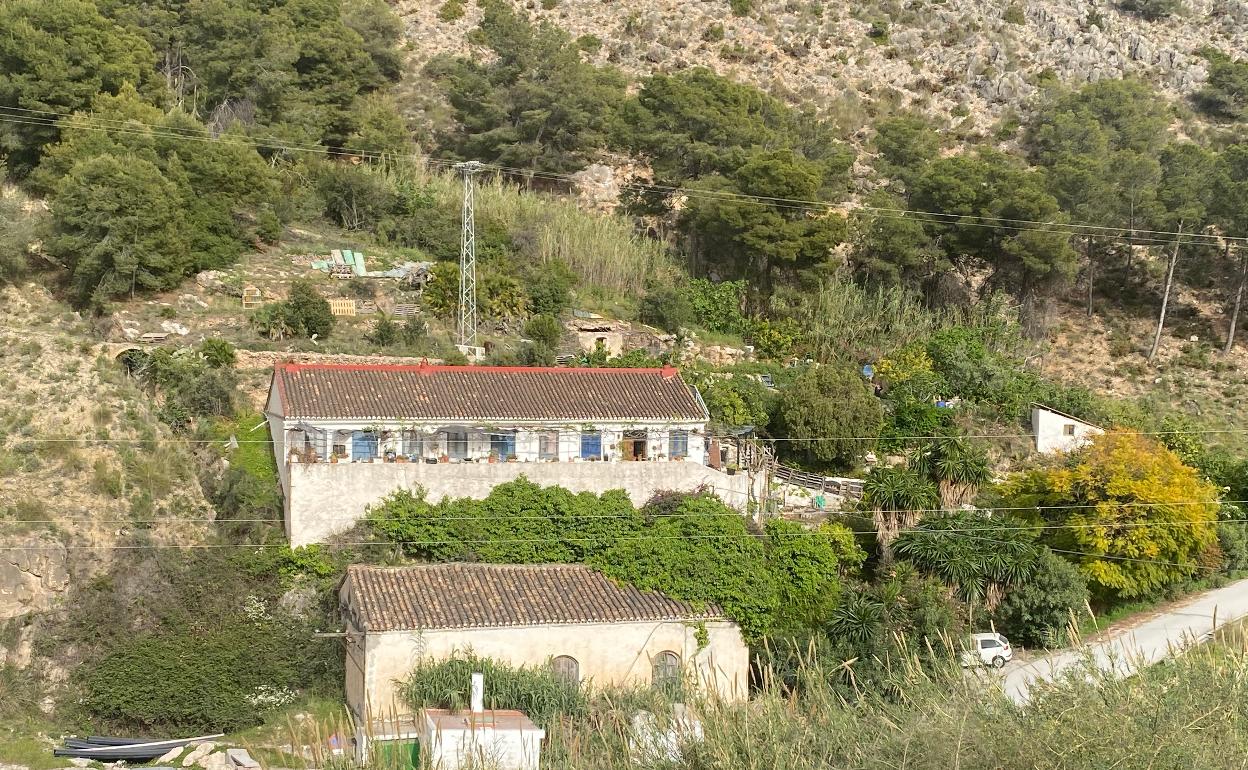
<box><xmin>1002</xmin><ymin>431</ymin><xmax>1220</xmax><ymax>600</ymax></box>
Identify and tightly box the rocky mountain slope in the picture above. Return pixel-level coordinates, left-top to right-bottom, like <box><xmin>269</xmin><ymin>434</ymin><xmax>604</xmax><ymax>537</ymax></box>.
<box><xmin>0</xmin><ymin>287</ymin><xmax>214</xmax><ymax>658</ymax></box>
<box><xmin>397</xmin><ymin>0</ymin><xmax>1246</xmax><ymax>136</ymax></box>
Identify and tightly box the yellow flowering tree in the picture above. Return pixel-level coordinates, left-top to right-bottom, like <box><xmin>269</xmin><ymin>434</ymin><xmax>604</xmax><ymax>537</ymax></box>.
<box><xmin>1004</xmin><ymin>431</ymin><xmax>1220</xmax><ymax>599</ymax></box>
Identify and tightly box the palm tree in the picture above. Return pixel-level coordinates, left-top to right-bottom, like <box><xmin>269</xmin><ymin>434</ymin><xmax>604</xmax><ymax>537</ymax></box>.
<box><xmin>895</xmin><ymin>511</ymin><xmax>1039</xmax><ymax>617</ymax></box>
<box><xmin>862</xmin><ymin>466</ymin><xmax>940</xmax><ymax>567</ymax></box>
<box><xmin>910</xmin><ymin>437</ymin><xmax>992</xmax><ymax>509</ymax></box>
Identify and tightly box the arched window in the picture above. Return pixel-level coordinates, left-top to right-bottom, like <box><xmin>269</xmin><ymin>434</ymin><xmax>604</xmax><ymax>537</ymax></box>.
<box><xmin>551</xmin><ymin>655</ymin><xmax>580</xmax><ymax>686</ymax></box>
<box><xmin>651</xmin><ymin>651</ymin><xmax>681</xmax><ymax>691</ymax></box>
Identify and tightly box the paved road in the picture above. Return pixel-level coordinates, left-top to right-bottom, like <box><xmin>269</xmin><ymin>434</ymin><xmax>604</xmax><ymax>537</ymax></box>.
<box><xmin>1000</xmin><ymin>575</ymin><xmax>1248</xmax><ymax>704</ymax></box>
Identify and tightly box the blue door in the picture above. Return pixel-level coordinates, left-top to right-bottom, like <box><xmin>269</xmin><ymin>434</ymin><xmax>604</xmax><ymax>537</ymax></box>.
<box><xmin>351</xmin><ymin>431</ymin><xmax>378</xmax><ymax>460</ymax></box>
<box><xmin>580</xmin><ymin>431</ymin><xmax>602</xmax><ymax>459</ymax></box>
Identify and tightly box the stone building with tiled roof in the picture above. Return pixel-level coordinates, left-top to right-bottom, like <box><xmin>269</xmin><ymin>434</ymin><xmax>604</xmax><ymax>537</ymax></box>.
<box><xmin>338</xmin><ymin>563</ymin><xmax>749</xmax><ymax>722</ymax></box>
<box><xmin>265</xmin><ymin>362</ymin><xmax>755</xmax><ymax>546</ymax></box>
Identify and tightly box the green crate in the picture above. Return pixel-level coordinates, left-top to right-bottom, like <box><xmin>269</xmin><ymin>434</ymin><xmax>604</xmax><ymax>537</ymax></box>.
<box><xmin>373</xmin><ymin>738</ymin><xmax>420</xmax><ymax>769</ymax></box>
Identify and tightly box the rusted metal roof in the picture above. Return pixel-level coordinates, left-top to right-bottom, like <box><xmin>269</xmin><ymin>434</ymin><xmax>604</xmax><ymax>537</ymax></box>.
<box><xmin>271</xmin><ymin>362</ymin><xmax>707</xmax><ymax>422</ymax></box>
<box><xmin>342</xmin><ymin>563</ymin><xmax>724</xmax><ymax>632</ymax></box>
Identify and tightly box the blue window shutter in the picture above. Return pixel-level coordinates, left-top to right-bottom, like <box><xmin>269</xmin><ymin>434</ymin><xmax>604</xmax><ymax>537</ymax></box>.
<box><xmin>580</xmin><ymin>432</ymin><xmax>601</xmax><ymax>459</ymax></box>
<box><xmin>352</xmin><ymin>431</ymin><xmax>378</xmax><ymax>459</ymax></box>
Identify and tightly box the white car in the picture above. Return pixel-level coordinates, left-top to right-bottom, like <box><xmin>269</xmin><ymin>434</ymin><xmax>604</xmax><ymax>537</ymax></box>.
<box><xmin>961</xmin><ymin>632</ymin><xmax>1013</xmax><ymax>668</ymax></box>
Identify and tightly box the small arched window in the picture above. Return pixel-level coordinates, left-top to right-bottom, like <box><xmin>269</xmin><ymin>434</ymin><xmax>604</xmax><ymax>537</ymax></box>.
<box><xmin>551</xmin><ymin>655</ymin><xmax>580</xmax><ymax>686</ymax></box>
<box><xmin>651</xmin><ymin>650</ymin><xmax>681</xmax><ymax>691</ymax></box>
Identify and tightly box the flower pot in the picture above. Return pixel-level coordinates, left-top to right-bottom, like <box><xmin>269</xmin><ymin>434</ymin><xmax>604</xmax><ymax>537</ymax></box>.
<box><xmin>439</xmin><ymin>455</ymin><xmax>449</xmax><ymax>464</ymax></box>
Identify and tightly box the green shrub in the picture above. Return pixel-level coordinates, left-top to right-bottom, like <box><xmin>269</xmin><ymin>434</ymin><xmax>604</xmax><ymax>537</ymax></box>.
<box><xmin>1196</xmin><ymin>58</ymin><xmax>1248</xmax><ymax>120</ymax></box>
<box><xmin>197</xmin><ymin>338</ymin><xmax>236</xmax><ymax>368</ymax></box>
<box><xmin>749</xmin><ymin>318</ymin><xmax>802</xmax><ymax>360</ymax></box>
<box><xmin>575</xmin><ymin>35</ymin><xmax>602</xmax><ymax>53</ymax></box>
<box><xmin>524</xmin><ymin>261</ymin><xmax>574</xmax><ymax>316</ymax></box>
<box><xmin>402</xmin><ymin>653</ymin><xmax>586</xmax><ymax>728</ymax></box>
<box><xmin>778</xmin><ymin>365</ymin><xmax>884</xmax><ymax>467</ymax></box>
<box><xmin>288</xmin><ymin>280</ymin><xmax>336</xmax><ymax>337</ymax></box>
<box><xmin>524</xmin><ymin>314</ymin><xmax>562</xmax><ymax>349</ymax></box>
<box><xmin>92</xmin><ymin>458</ymin><xmax>124</xmax><ymax>498</ymax></box>
<box><xmin>369</xmin><ymin>482</ymin><xmax>781</xmax><ymax>639</ymax></box>
<box><xmin>438</xmin><ymin>0</ymin><xmax>465</xmax><ymax>21</ymax></box>
<box><xmin>729</xmin><ymin>0</ymin><xmax>751</xmax><ymax>16</ymax></box>
<box><xmin>1118</xmin><ymin>0</ymin><xmax>1181</xmax><ymax>20</ymax></box>
<box><xmin>366</xmin><ymin>314</ymin><xmax>399</xmax><ymax>346</ymax></box>
<box><xmin>994</xmin><ymin>549</ymin><xmax>1091</xmax><ymax>648</ymax></box>
<box><xmin>256</xmin><ymin>205</ymin><xmax>283</xmax><ymax>244</ymax></box>
<box><xmin>703</xmin><ymin>23</ymin><xmax>726</xmax><ymax>42</ymax></box>
<box><xmin>401</xmin><ymin>317</ymin><xmax>430</xmax><ymax>347</ymax></box>
<box><xmin>1218</xmin><ymin>517</ymin><xmax>1248</xmax><ymax>574</ymax></box>
<box><xmin>55</xmin><ymin>546</ymin><xmax>340</xmax><ymax>734</ymax></box>
<box><xmin>639</xmin><ymin>284</ymin><xmax>694</xmax><ymax>333</ymax></box>
<box><xmin>1003</xmin><ymin>4</ymin><xmax>1025</xmax><ymax>23</ymax></box>
<box><xmin>686</xmin><ymin>279</ymin><xmax>748</xmax><ymax>335</ymax></box>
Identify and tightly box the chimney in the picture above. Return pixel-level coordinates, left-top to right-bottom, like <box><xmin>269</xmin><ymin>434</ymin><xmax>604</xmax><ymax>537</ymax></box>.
<box><xmin>470</xmin><ymin>672</ymin><xmax>484</xmax><ymax>714</ymax></box>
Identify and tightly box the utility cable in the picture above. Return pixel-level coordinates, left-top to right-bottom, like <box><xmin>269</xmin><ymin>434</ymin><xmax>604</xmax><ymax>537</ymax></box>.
<box><xmin>3</xmin><ymin>107</ymin><xmax>1242</xmax><ymax>246</ymax></box>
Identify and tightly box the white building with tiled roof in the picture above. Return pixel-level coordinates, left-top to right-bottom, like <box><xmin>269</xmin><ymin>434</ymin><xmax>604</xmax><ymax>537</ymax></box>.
<box><xmin>338</xmin><ymin>563</ymin><xmax>749</xmax><ymax>723</ymax></box>
<box><xmin>265</xmin><ymin>362</ymin><xmax>755</xmax><ymax>546</ymax></box>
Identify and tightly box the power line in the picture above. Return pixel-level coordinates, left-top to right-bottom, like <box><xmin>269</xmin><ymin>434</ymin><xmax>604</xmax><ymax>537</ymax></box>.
<box><xmin>930</xmin><ymin>529</ymin><xmax>1228</xmax><ymax>574</ymax></box>
<box><xmin>5</xmin><ymin>499</ymin><xmax>1242</xmax><ymax>527</ymax></box>
<box><xmin>4</xmin><ymin>107</ymin><xmax>1243</xmax><ymax>247</ymax></box>
<box><xmin>0</xmin><ymin>519</ymin><xmax>1234</xmax><ymax>561</ymax></box>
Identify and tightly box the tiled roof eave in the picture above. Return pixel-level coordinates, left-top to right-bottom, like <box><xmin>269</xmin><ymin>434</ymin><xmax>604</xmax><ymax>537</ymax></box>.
<box><xmin>371</xmin><ymin>612</ymin><xmax>728</xmax><ymax>634</ymax></box>
<box><xmin>344</xmin><ymin>563</ymin><xmax>730</xmax><ymax>633</ymax></box>
<box><xmin>272</xmin><ymin>364</ymin><xmax>708</xmax><ymax>423</ymax></box>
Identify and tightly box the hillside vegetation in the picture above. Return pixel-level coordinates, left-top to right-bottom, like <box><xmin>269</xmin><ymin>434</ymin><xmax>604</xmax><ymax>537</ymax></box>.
<box><xmin>3</xmin><ymin>0</ymin><xmax>1248</xmax><ymax>756</ymax></box>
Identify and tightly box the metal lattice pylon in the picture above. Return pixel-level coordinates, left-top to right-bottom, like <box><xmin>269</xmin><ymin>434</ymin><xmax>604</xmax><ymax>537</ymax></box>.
<box><xmin>455</xmin><ymin>160</ymin><xmax>482</xmax><ymax>347</ymax></box>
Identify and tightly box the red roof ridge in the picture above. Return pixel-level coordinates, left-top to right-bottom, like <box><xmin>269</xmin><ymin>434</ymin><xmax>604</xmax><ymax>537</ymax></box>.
<box><xmin>278</xmin><ymin>362</ymin><xmax>685</xmax><ymax>375</ymax></box>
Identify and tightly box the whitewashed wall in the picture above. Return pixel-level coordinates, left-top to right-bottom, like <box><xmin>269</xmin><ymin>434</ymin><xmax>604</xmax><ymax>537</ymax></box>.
<box><xmin>347</xmin><ymin>619</ymin><xmax>750</xmax><ymax>722</ymax></box>
<box><xmin>286</xmin><ymin>460</ymin><xmax>756</xmax><ymax>546</ymax></box>
<box><xmin>1032</xmin><ymin>406</ymin><xmax>1103</xmax><ymax>454</ymax></box>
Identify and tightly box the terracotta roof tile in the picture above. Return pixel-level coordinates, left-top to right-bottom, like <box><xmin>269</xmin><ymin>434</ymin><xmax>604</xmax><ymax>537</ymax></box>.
<box><xmin>272</xmin><ymin>363</ymin><xmax>707</xmax><ymax>423</ymax></box>
<box><xmin>343</xmin><ymin>563</ymin><xmax>724</xmax><ymax>632</ymax></box>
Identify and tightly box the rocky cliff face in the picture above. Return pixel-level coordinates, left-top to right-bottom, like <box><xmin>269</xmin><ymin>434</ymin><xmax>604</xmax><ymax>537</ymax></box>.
<box><xmin>0</xmin><ymin>286</ymin><xmax>216</xmax><ymax>635</ymax></box>
<box><xmin>396</xmin><ymin>0</ymin><xmax>1246</xmax><ymax>133</ymax></box>
<box><xmin>0</xmin><ymin>537</ymin><xmax>68</xmax><ymax>623</ymax></box>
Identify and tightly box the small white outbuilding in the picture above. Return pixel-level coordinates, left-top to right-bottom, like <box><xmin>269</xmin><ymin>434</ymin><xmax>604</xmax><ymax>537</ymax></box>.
<box><xmin>1031</xmin><ymin>403</ymin><xmax>1103</xmax><ymax>455</ymax></box>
